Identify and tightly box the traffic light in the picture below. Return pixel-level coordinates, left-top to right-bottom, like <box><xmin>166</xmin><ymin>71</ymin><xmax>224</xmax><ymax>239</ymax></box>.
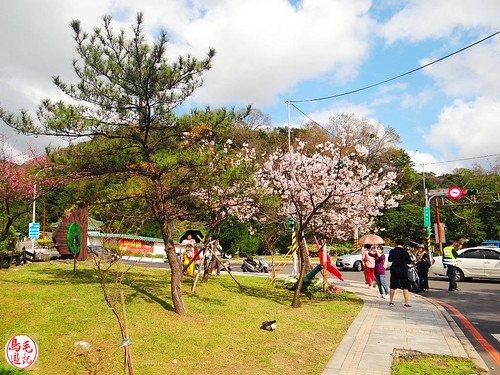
<box><xmin>463</xmin><ymin>188</ymin><xmax>479</xmax><ymax>195</ymax></box>
<box><xmin>422</xmin><ymin>227</ymin><xmax>432</xmax><ymax>236</ymax></box>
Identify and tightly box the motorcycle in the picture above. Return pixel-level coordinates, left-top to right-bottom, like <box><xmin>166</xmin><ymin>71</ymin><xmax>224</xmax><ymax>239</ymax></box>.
<box><xmin>407</xmin><ymin>263</ymin><xmax>421</xmax><ymax>293</ymax></box>
<box><xmin>216</xmin><ymin>259</ymin><xmax>232</xmax><ymax>272</ymax></box>
<box><xmin>241</xmin><ymin>256</ymin><xmax>269</xmax><ymax>273</ymax></box>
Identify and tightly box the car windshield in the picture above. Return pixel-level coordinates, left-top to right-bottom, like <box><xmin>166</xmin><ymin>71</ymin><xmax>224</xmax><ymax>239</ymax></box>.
<box><xmin>350</xmin><ymin>249</ymin><xmax>362</xmax><ymax>255</ymax></box>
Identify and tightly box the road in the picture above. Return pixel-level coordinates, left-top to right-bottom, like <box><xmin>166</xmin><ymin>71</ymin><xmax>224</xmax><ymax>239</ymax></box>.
<box><xmin>129</xmin><ymin>258</ymin><xmax>500</xmax><ymax>373</ymax></box>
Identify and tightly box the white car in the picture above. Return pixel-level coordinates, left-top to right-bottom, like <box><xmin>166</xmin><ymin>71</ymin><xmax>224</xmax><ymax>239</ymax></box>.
<box><xmin>430</xmin><ymin>246</ymin><xmax>500</xmax><ymax>281</ymax></box>
<box><xmin>336</xmin><ymin>246</ymin><xmax>392</xmax><ymax>272</ymax></box>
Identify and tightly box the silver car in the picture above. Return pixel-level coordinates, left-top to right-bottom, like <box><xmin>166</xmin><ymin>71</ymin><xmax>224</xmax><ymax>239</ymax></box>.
<box><xmin>336</xmin><ymin>246</ymin><xmax>392</xmax><ymax>272</ymax></box>
<box><xmin>430</xmin><ymin>246</ymin><xmax>500</xmax><ymax>281</ymax></box>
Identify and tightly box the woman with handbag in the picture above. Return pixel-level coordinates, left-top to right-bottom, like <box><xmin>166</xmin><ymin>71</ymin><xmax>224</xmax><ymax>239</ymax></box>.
<box><xmin>415</xmin><ymin>244</ymin><xmax>431</xmax><ymax>291</ymax></box>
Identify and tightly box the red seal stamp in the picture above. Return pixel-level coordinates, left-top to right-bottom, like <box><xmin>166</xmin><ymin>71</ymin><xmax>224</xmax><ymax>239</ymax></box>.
<box><xmin>5</xmin><ymin>335</ymin><xmax>38</xmax><ymax>369</ymax></box>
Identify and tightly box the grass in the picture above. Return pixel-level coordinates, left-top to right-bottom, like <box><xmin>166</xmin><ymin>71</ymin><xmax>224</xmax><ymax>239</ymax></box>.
<box><xmin>392</xmin><ymin>352</ymin><xmax>486</xmax><ymax>375</ymax></box>
<box><xmin>0</xmin><ymin>261</ymin><xmax>361</xmax><ymax>374</ymax></box>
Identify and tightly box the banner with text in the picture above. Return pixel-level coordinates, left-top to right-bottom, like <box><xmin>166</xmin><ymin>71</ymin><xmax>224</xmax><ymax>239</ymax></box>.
<box><xmin>120</xmin><ymin>239</ymin><xmax>154</xmax><ymax>253</ymax></box>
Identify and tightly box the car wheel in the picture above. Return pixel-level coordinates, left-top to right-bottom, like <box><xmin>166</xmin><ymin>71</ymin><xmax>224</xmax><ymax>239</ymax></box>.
<box><xmin>263</xmin><ymin>267</ymin><xmax>268</xmax><ymax>273</ymax></box>
<box><xmin>455</xmin><ymin>268</ymin><xmax>464</xmax><ymax>282</ymax></box>
<box><xmin>241</xmin><ymin>265</ymin><xmax>247</xmax><ymax>272</ymax></box>
<box><xmin>354</xmin><ymin>261</ymin><xmax>363</xmax><ymax>272</ymax></box>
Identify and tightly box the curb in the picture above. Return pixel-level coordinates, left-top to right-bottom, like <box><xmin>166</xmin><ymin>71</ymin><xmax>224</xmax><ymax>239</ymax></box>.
<box><xmin>323</xmin><ymin>280</ymin><xmax>490</xmax><ymax>374</ymax></box>
<box><xmin>423</xmin><ymin>295</ymin><xmax>490</xmax><ymax>374</ymax></box>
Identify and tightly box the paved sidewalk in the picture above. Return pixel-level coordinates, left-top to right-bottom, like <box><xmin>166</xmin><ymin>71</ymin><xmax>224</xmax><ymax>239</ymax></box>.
<box><xmin>323</xmin><ymin>280</ymin><xmax>489</xmax><ymax>375</ymax></box>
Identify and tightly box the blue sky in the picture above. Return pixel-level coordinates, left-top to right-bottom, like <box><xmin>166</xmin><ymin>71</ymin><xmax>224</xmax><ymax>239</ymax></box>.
<box><xmin>1</xmin><ymin>0</ymin><xmax>500</xmax><ymax>175</ymax></box>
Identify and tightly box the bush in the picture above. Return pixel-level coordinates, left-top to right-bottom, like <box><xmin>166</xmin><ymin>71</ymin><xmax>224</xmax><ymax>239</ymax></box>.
<box><xmin>306</xmin><ymin>279</ymin><xmax>349</xmax><ymax>300</ymax></box>
<box><xmin>37</xmin><ymin>238</ymin><xmax>54</xmax><ymax>248</ymax></box>
<box><xmin>0</xmin><ymin>226</ymin><xmax>17</xmax><ymax>254</ymax></box>
<box><xmin>0</xmin><ymin>364</ymin><xmax>27</xmax><ymax>374</ymax></box>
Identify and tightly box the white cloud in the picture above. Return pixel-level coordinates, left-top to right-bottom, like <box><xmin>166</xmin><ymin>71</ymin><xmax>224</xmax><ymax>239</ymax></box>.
<box><xmin>424</xmin><ymin>97</ymin><xmax>500</xmax><ymax>162</ymax></box>
<box><xmin>379</xmin><ymin>0</ymin><xmax>500</xmax><ymax>44</ymax></box>
<box><xmin>421</xmin><ymin>38</ymin><xmax>500</xmax><ymax>98</ymax></box>
<box><xmin>377</xmin><ymin>83</ymin><xmax>407</xmax><ymax>94</ymax></box>
<box><xmin>400</xmin><ymin>90</ymin><xmax>433</xmax><ymax>108</ymax></box>
<box><xmin>180</xmin><ymin>0</ymin><xmax>374</xmax><ymax>106</ymax></box>
<box><xmin>408</xmin><ymin>150</ymin><xmax>449</xmax><ymax>175</ymax></box>
<box><xmin>301</xmin><ymin>101</ymin><xmax>374</xmax><ymax>126</ymax></box>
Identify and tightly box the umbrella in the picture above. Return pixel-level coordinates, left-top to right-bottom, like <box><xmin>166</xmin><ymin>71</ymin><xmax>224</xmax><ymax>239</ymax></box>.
<box><xmin>179</xmin><ymin>230</ymin><xmax>204</xmax><ymax>243</ymax></box>
<box><xmin>358</xmin><ymin>234</ymin><xmax>385</xmax><ymax>245</ymax></box>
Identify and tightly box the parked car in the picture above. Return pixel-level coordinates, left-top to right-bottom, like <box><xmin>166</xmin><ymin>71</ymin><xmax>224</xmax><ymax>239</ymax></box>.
<box><xmin>336</xmin><ymin>246</ymin><xmax>392</xmax><ymax>271</ymax></box>
<box><xmin>88</xmin><ymin>246</ymin><xmax>118</xmax><ymax>261</ymax></box>
<box><xmin>430</xmin><ymin>246</ymin><xmax>500</xmax><ymax>281</ymax></box>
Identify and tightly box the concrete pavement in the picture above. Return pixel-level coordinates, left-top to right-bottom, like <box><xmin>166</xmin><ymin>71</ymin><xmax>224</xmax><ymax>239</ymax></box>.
<box><xmin>323</xmin><ymin>280</ymin><xmax>489</xmax><ymax>375</ymax></box>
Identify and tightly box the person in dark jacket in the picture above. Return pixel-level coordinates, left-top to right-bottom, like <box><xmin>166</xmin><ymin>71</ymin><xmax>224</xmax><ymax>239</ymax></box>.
<box><xmin>388</xmin><ymin>239</ymin><xmax>412</xmax><ymax>308</ymax></box>
<box><xmin>415</xmin><ymin>244</ymin><xmax>431</xmax><ymax>291</ymax></box>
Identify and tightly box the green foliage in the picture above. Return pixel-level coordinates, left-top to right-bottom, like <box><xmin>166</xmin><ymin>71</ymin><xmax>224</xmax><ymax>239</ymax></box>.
<box><xmin>36</xmin><ymin>238</ymin><xmax>53</xmax><ymax>248</ymax></box>
<box><xmin>217</xmin><ymin>218</ymin><xmax>260</xmax><ymax>257</ymax></box>
<box><xmin>0</xmin><ymin>226</ymin><xmax>16</xmax><ymax>254</ymax></box>
<box><xmin>306</xmin><ymin>279</ymin><xmax>349</xmax><ymax>300</ymax></box>
<box><xmin>0</xmin><ymin>365</ymin><xmax>27</xmax><ymax>374</ymax></box>
<box><xmin>377</xmin><ymin>203</ymin><xmax>423</xmax><ymax>243</ymax></box>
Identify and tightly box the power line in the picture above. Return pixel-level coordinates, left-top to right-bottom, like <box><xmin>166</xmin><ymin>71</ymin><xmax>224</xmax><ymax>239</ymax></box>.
<box><xmin>289</xmin><ymin>30</ymin><xmax>500</xmax><ymax>104</ymax></box>
<box><xmin>420</xmin><ymin>153</ymin><xmax>500</xmax><ymax>166</ymax></box>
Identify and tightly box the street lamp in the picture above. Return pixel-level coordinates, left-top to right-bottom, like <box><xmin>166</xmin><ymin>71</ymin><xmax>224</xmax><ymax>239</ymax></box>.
<box><xmin>31</xmin><ymin>168</ymin><xmax>50</xmax><ymax>254</ymax></box>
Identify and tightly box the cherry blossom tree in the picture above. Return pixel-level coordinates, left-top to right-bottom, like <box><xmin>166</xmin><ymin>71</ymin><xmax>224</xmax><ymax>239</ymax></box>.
<box><xmin>0</xmin><ymin>134</ymin><xmax>60</xmax><ymax>248</ymax></box>
<box><xmin>190</xmin><ymin>138</ymin><xmax>263</xmax><ymax>282</ymax></box>
<box><xmin>255</xmin><ymin>138</ymin><xmax>401</xmax><ymax>307</ymax></box>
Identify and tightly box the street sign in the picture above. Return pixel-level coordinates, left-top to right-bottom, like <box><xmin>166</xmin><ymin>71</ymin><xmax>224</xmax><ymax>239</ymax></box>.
<box><xmin>448</xmin><ymin>187</ymin><xmax>462</xmax><ymax>199</ymax></box>
<box><xmin>29</xmin><ymin>223</ymin><xmax>40</xmax><ymax>239</ymax></box>
<box><xmin>434</xmin><ymin>223</ymin><xmax>446</xmax><ymax>243</ymax></box>
<box><xmin>423</xmin><ymin>207</ymin><xmax>430</xmax><ymax>227</ymax></box>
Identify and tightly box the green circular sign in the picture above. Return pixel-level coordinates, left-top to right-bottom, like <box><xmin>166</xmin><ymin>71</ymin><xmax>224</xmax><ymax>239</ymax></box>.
<box><xmin>67</xmin><ymin>222</ymin><xmax>82</xmax><ymax>254</ymax></box>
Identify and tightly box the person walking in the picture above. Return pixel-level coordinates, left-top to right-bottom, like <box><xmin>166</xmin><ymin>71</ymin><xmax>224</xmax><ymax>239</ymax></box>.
<box><xmin>370</xmin><ymin>245</ymin><xmax>389</xmax><ymax>298</ymax></box>
<box><xmin>388</xmin><ymin>239</ymin><xmax>412</xmax><ymax>308</ymax></box>
<box><xmin>362</xmin><ymin>244</ymin><xmax>376</xmax><ymax>288</ymax></box>
<box><xmin>415</xmin><ymin>244</ymin><xmax>430</xmax><ymax>291</ymax></box>
<box><xmin>443</xmin><ymin>239</ymin><xmax>461</xmax><ymax>291</ymax></box>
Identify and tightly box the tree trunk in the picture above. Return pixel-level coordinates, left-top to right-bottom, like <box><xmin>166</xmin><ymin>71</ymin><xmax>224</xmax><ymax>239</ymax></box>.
<box><xmin>202</xmin><ymin>256</ymin><xmax>216</xmax><ymax>283</ymax></box>
<box><xmin>159</xmin><ymin>216</ymin><xmax>188</xmax><ymax>316</ymax></box>
<box><xmin>291</xmin><ymin>231</ymin><xmax>308</xmax><ymax>308</ymax></box>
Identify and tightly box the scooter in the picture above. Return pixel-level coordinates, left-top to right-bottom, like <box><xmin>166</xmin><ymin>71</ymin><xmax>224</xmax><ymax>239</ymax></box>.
<box><xmin>241</xmin><ymin>256</ymin><xmax>269</xmax><ymax>273</ymax></box>
<box><xmin>256</xmin><ymin>256</ymin><xmax>270</xmax><ymax>273</ymax></box>
<box><xmin>215</xmin><ymin>259</ymin><xmax>232</xmax><ymax>272</ymax></box>
<box><xmin>241</xmin><ymin>256</ymin><xmax>258</xmax><ymax>272</ymax></box>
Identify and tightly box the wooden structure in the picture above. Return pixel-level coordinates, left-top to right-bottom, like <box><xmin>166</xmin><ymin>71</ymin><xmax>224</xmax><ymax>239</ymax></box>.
<box><xmin>52</xmin><ymin>206</ymin><xmax>88</xmax><ymax>260</ymax></box>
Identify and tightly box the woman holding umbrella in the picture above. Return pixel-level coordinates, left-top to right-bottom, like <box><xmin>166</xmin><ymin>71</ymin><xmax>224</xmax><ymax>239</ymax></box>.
<box><xmin>180</xmin><ymin>234</ymin><xmax>198</xmax><ymax>277</ymax></box>
<box><xmin>359</xmin><ymin>234</ymin><xmax>385</xmax><ymax>288</ymax></box>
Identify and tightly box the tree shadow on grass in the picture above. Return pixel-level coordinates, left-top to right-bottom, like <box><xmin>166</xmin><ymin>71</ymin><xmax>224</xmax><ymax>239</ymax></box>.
<box><xmin>214</xmin><ymin>276</ymin><xmax>295</xmax><ymax>306</ymax></box>
<box><xmin>21</xmin><ymin>263</ymin><xmax>175</xmax><ymax>311</ymax></box>
<box><xmin>126</xmin><ymin>283</ymin><xmax>174</xmax><ymax>311</ymax></box>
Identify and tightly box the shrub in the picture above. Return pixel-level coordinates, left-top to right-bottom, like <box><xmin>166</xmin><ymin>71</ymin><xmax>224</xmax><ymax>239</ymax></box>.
<box><xmin>307</xmin><ymin>279</ymin><xmax>349</xmax><ymax>300</ymax></box>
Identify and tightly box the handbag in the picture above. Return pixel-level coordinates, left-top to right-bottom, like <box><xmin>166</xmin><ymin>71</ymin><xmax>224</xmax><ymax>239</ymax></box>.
<box><xmin>407</xmin><ymin>264</ymin><xmax>418</xmax><ymax>282</ymax></box>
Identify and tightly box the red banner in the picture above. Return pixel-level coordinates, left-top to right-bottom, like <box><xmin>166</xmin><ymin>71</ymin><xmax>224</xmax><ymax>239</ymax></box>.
<box><xmin>120</xmin><ymin>239</ymin><xmax>154</xmax><ymax>253</ymax></box>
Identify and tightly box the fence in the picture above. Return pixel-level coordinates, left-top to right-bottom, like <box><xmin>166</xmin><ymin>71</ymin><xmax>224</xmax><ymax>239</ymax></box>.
<box><xmin>0</xmin><ymin>249</ymin><xmax>36</xmax><ymax>269</ymax></box>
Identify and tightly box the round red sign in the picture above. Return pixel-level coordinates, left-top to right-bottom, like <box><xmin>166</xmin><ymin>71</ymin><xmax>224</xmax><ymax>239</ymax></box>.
<box><xmin>448</xmin><ymin>187</ymin><xmax>462</xmax><ymax>199</ymax></box>
<box><xmin>5</xmin><ymin>335</ymin><xmax>38</xmax><ymax>369</ymax></box>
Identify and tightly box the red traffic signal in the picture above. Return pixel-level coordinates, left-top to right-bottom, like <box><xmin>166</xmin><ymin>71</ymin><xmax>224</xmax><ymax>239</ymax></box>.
<box><xmin>462</xmin><ymin>188</ymin><xmax>479</xmax><ymax>195</ymax></box>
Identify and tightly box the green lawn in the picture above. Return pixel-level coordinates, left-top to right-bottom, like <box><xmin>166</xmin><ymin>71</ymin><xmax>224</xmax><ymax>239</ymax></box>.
<box><xmin>0</xmin><ymin>261</ymin><xmax>361</xmax><ymax>374</ymax></box>
<box><xmin>392</xmin><ymin>353</ymin><xmax>485</xmax><ymax>375</ymax></box>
